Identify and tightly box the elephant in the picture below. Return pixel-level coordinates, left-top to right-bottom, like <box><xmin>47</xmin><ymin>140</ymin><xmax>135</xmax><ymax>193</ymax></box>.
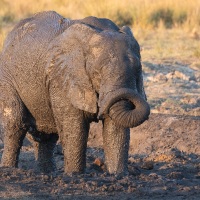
<box><xmin>0</xmin><ymin>11</ymin><xmax>150</xmax><ymax>175</ymax></box>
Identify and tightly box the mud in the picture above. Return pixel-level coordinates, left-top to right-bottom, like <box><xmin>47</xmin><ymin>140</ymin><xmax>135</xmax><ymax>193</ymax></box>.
<box><xmin>0</xmin><ymin>113</ymin><xmax>199</xmax><ymax>199</ymax></box>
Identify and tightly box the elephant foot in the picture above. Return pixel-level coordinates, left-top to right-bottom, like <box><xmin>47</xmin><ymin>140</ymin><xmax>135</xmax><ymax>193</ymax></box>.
<box><xmin>63</xmin><ymin>157</ymin><xmax>85</xmax><ymax>175</ymax></box>
<box><xmin>1</xmin><ymin>156</ymin><xmax>18</xmax><ymax>168</ymax></box>
<box><xmin>37</xmin><ymin>160</ymin><xmax>56</xmax><ymax>173</ymax></box>
<box><xmin>64</xmin><ymin>170</ymin><xmax>84</xmax><ymax>177</ymax></box>
<box><xmin>106</xmin><ymin>164</ymin><xmax>129</xmax><ymax>176</ymax></box>
<box><xmin>36</xmin><ymin>147</ymin><xmax>57</xmax><ymax>173</ymax></box>
<box><xmin>0</xmin><ymin>144</ymin><xmax>21</xmax><ymax>168</ymax></box>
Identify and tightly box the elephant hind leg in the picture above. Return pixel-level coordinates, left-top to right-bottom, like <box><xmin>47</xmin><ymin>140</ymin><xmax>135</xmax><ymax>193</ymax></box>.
<box><xmin>32</xmin><ymin>133</ymin><xmax>58</xmax><ymax>173</ymax></box>
<box><xmin>26</xmin><ymin>131</ymin><xmax>58</xmax><ymax>173</ymax></box>
<box><xmin>0</xmin><ymin>84</ymin><xmax>29</xmax><ymax>167</ymax></box>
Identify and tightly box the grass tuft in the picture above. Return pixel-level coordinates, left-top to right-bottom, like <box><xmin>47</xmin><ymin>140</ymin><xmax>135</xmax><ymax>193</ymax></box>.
<box><xmin>113</xmin><ymin>10</ymin><xmax>133</xmax><ymax>27</ymax></box>
<box><xmin>149</xmin><ymin>8</ymin><xmax>174</xmax><ymax>28</ymax></box>
<box><xmin>193</xmin><ymin>48</ymin><xmax>200</xmax><ymax>58</ymax></box>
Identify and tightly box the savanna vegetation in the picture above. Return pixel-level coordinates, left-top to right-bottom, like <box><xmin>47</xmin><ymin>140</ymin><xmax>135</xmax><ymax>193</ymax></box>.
<box><xmin>0</xmin><ymin>0</ymin><xmax>200</xmax><ymax>63</ymax></box>
<box><xmin>1</xmin><ymin>0</ymin><xmax>200</xmax><ymax>27</ymax></box>
<box><xmin>0</xmin><ymin>0</ymin><xmax>200</xmax><ymax>45</ymax></box>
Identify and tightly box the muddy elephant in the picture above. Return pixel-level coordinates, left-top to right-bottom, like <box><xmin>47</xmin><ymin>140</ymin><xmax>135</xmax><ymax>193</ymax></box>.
<box><xmin>0</xmin><ymin>11</ymin><xmax>150</xmax><ymax>175</ymax></box>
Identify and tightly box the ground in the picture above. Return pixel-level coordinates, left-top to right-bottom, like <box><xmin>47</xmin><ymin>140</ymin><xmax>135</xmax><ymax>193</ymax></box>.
<box><xmin>0</xmin><ymin>113</ymin><xmax>200</xmax><ymax>200</ymax></box>
<box><xmin>0</xmin><ymin>28</ymin><xmax>200</xmax><ymax>199</ymax></box>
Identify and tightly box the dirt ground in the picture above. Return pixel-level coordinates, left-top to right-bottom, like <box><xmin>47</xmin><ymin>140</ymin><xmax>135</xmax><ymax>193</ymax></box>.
<box><xmin>0</xmin><ymin>114</ymin><xmax>200</xmax><ymax>200</ymax></box>
<box><xmin>0</xmin><ymin>32</ymin><xmax>200</xmax><ymax>199</ymax></box>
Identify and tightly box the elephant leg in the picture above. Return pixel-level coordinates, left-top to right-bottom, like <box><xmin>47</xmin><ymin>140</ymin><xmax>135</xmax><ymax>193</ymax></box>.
<box><xmin>0</xmin><ymin>85</ymin><xmax>28</xmax><ymax>167</ymax></box>
<box><xmin>36</xmin><ymin>133</ymin><xmax>58</xmax><ymax>173</ymax></box>
<box><xmin>60</xmin><ymin>109</ymin><xmax>89</xmax><ymax>175</ymax></box>
<box><xmin>26</xmin><ymin>132</ymin><xmax>58</xmax><ymax>173</ymax></box>
<box><xmin>102</xmin><ymin>117</ymin><xmax>130</xmax><ymax>175</ymax></box>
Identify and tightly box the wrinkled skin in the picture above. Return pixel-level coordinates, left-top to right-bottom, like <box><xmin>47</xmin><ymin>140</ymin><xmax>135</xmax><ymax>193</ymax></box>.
<box><xmin>0</xmin><ymin>11</ymin><xmax>150</xmax><ymax>175</ymax></box>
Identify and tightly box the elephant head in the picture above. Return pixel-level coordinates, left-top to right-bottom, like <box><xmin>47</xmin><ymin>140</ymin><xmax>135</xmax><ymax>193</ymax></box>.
<box><xmin>46</xmin><ymin>23</ymin><xmax>150</xmax><ymax>127</ymax></box>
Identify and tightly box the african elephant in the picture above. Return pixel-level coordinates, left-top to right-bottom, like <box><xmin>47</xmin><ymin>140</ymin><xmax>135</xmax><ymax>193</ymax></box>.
<box><xmin>0</xmin><ymin>11</ymin><xmax>150</xmax><ymax>175</ymax></box>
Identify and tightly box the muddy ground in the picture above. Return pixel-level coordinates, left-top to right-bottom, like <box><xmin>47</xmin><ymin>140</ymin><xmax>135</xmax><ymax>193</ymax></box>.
<box><xmin>0</xmin><ymin>58</ymin><xmax>200</xmax><ymax>199</ymax></box>
<box><xmin>0</xmin><ymin>114</ymin><xmax>199</xmax><ymax>200</ymax></box>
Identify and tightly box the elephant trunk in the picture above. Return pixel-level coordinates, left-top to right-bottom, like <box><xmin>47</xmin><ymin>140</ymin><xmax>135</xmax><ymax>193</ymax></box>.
<box><xmin>98</xmin><ymin>88</ymin><xmax>150</xmax><ymax>128</ymax></box>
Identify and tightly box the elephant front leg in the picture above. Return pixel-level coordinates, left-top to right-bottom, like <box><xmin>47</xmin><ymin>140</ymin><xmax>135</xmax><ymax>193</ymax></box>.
<box><xmin>2</xmin><ymin>130</ymin><xmax>26</xmax><ymax>167</ymax></box>
<box><xmin>103</xmin><ymin>117</ymin><xmax>130</xmax><ymax>175</ymax></box>
<box><xmin>60</xmin><ymin>110</ymin><xmax>89</xmax><ymax>175</ymax></box>
<box><xmin>0</xmin><ymin>85</ymin><xmax>28</xmax><ymax>167</ymax></box>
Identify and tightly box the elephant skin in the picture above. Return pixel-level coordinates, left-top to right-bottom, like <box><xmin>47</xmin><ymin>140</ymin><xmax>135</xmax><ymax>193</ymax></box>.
<box><xmin>0</xmin><ymin>11</ymin><xmax>150</xmax><ymax>175</ymax></box>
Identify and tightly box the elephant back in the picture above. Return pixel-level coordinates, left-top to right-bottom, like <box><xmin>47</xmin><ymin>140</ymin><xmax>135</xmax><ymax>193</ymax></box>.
<box><xmin>80</xmin><ymin>16</ymin><xmax>120</xmax><ymax>32</ymax></box>
<box><xmin>1</xmin><ymin>11</ymin><xmax>73</xmax><ymax>93</ymax></box>
<box><xmin>2</xmin><ymin>11</ymin><xmax>71</xmax><ymax>62</ymax></box>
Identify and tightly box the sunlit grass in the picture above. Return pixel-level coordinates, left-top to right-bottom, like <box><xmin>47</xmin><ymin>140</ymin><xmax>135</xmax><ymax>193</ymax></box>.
<box><xmin>0</xmin><ymin>31</ymin><xmax>5</xmax><ymax>49</ymax></box>
<box><xmin>133</xmin><ymin>27</ymin><xmax>200</xmax><ymax>63</ymax></box>
<box><xmin>0</xmin><ymin>0</ymin><xmax>200</xmax><ymax>60</ymax></box>
<box><xmin>1</xmin><ymin>0</ymin><xmax>199</xmax><ymax>27</ymax></box>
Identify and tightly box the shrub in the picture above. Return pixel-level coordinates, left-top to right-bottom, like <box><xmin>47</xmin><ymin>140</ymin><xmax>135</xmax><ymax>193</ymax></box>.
<box><xmin>113</xmin><ymin>10</ymin><xmax>133</xmax><ymax>27</ymax></box>
<box><xmin>175</xmin><ymin>12</ymin><xmax>187</xmax><ymax>25</ymax></box>
<box><xmin>193</xmin><ymin>48</ymin><xmax>200</xmax><ymax>58</ymax></box>
<box><xmin>0</xmin><ymin>0</ymin><xmax>15</xmax><ymax>30</ymax></box>
<box><xmin>149</xmin><ymin>8</ymin><xmax>174</xmax><ymax>28</ymax></box>
<box><xmin>0</xmin><ymin>13</ymin><xmax>14</xmax><ymax>23</ymax></box>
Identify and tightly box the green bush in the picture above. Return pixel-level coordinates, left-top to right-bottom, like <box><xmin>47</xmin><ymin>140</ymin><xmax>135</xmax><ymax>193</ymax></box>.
<box><xmin>0</xmin><ymin>13</ymin><xmax>14</xmax><ymax>23</ymax></box>
<box><xmin>175</xmin><ymin>12</ymin><xmax>187</xmax><ymax>25</ymax></box>
<box><xmin>0</xmin><ymin>0</ymin><xmax>15</xmax><ymax>30</ymax></box>
<box><xmin>113</xmin><ymin>10</ymin><xmax>133</xmax><ymax>27</ymax></box>
<box><xmin>149</xmin><ymin>8</ymin><xmax>188</xmax><ymax>28</ymax></box>
<box><xmin>0</xmin><ymin>12</ymin><xmax>15</xmax><ymax>31</ymax></box>
<box><xmin>149</xmin><ymin>8</ymin><xmax>174</xmax><ymax>28</ymax></box>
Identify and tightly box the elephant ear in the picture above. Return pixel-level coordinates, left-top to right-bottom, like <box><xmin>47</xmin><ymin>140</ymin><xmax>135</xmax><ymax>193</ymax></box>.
<box><xmin>120</xmin><ymin>26</ymin><xmax>134</xmax><ymax>37</ymax></box>
<box><xmin>120</xmin><ymin>26</ymin><xmax>147</xmax><ymax>100</ymax></box>
<box><xmin>46</xmin><ymin>23</ymin><xmax>98</xmax><ymax>113</ymax></box>
<box><xmin>120</xmin><ymin>26</ymin><xmax>140</xmax><ymax>58</ymax></box>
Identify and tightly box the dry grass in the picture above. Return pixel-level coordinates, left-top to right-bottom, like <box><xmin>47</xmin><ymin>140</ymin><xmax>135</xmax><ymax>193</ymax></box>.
<box><xmin>1</xmin><ymin>0</ymin><xmax>199</xmax><ymax>26</ymax></box>
<box><xmin>0</xmin><ymin>0</ymin><xmax>200</xmax><ymax>59</ymax></box>
<box><xmin>134</xmin><ymin>28</ymin><xmax>200</xmax><ymax>63</ymax></box>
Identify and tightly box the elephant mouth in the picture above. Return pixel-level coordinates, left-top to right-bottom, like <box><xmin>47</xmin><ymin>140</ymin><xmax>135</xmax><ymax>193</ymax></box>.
<box><xmin>98</xmin><ymin>88</ymin><xmax>150</xmax><ymax>128</ymax></box>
